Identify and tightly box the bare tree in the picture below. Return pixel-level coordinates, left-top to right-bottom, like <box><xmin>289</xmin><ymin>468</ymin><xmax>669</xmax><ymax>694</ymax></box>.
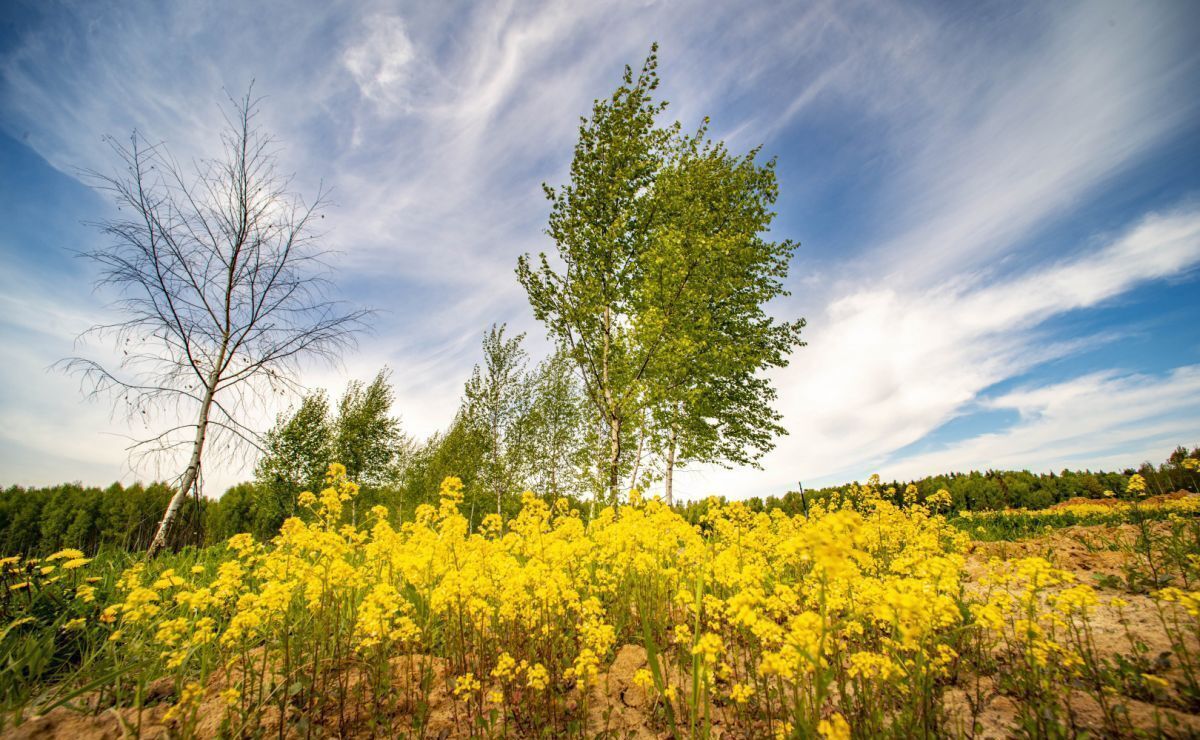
<box><xmin>61</xmin><ymin>89</ymin><xmax>369</xmax><ymax>556</ymax></box>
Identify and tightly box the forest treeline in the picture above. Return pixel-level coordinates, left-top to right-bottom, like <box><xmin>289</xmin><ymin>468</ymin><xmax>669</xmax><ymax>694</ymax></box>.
<box><xmin>3</xmin><ymin>398</ymin><xmax>1195</xmax><ymax>555</ymax></box>
<box><xmin>676</xmin><ymin>444</ymin><xmax>1200</xmax><ymax>523</ymax></box>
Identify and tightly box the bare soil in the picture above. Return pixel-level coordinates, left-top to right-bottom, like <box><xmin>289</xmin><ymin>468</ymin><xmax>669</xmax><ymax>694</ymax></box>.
<box><xmin>954</xmin><ymin>522</ymin><xmax>1200</xmax><ymax>738</ymax></box>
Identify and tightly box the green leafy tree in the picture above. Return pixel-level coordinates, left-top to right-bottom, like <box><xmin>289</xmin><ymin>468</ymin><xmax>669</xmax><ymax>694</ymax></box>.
<box><xmin>334</xmin><ymin>369</ymin><xmax>408</xmax><ymax>488</ymax></box>
<box><xmin>462</xmin><ymin>325</ymin><xmax>532</xmax><ymax>515</ymax></box>
<box><xmin>517</xmin><ymin>49</ymin><xmax>675</xmax><ymax>502</ymax></box>
<box><xmin>401</xmin><ymin>412</ymin><xmax>490</xmax><ymax>524</ymax></box>
<box><xmin>518</xmin><ymin>46</ymin><xmax>804</xmax><ymax>503</ymax></box>
<box><xmin>252</xmin><ymin>369</ymin><xmax>407</xmax><ymax>529</ymax></box>
<box><xmin>643</xmin><ymin>123</ymin><xmax>804</xmax><ymax>503</ymax></box>
<box><xmin>521</xmin><ymin>349</ymin><xmax>588</xmax><ymax>499</ymax></box>
<box><xmin>254</xmin><ymin>391</ymin><xmax>333</xmax><ymax>530</ymax></box>
<box><xmin>400</xmin><ymin>340</ymin><xmax>591</xmax><ymax>523</ymax></box>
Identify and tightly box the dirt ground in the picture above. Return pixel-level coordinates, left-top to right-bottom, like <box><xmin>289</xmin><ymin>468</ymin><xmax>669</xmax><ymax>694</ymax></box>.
<box><xmin>953</xmin><ymin>520</ymin><xmax>1200</xmax><ymax>738</ymax></box>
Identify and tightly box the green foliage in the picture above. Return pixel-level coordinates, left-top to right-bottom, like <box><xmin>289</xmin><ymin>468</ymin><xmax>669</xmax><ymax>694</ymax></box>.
<box><xmin>252</xmin><ymin>368</ymin><xmax>410</xmax><ymax>532</ymax></box>
<box><xmin>0</xmin><ymin>482</ymin><xmax>202</xmax><ymax>556</ymax></box>
<box><xmin>335</xmin><ymin>369</ymin><xmax>409</xmax><ymax>487</ymax></box>
<box><xmin>0</xmin><ymin>546</ymin><xmax>218</xmax><ymax>727</ymax></box>
<box><xmin>947</xmin><ymin>507</ymin><xmax>1171</xmax><ymax>542</ymax></box>
<box><xmin>397</xmin><ymin>335</ymin><xmax>593</xmax><ymax>527</ymax></box>
<box><xmin>254</xmin><ymin>392</ymin><xmax>333</xmax><ymax>535</ymax></box>
<box><xmin>646</xmin><ymin>123</ymin><xmax>805</xmax><ymax>498</ymax></box>
<box><xmin>203</xmin><ymin>482</ymin><xmax>270</xmax><ymax>542</ymax></box>
<box><xmin>1140</xmin><ymin>445</ymin><xmax>1200</xmax><ymax>495</ymax></box>
<box><xmin>462</xmin><ymin>325</ymin><xmax>532</xmax><ymax>514</ymax></box>
<box><xmin>517</xmin><ymin>47</ymin><xmax>676</xmax><ymax>502</ymax></box>
<box><xmin>521</xmin><ymin>349</ymin><xmax>589</xmax><ymax>500</ymax></box>
<box><xmin>397</xmin><ymin>413</ymin><xmax>489</xmax><ymax>522</ymax></box>
<box><xmin>517</xmin><ymin>46</ymin><xmax>803</xmax><ymax>501</ymax></box>
<box><xmin>0</xmin><ymin>480</ymin><xmax>287</xmax><ymax>556</ymax></box>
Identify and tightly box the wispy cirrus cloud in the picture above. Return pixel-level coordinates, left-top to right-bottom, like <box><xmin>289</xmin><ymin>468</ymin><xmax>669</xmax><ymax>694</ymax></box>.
<box><xmin>863</xmin><ymin>3</ymin><xmax>1200</xmax><ymax>284</ymax></box>
<box><xmin>342</xmin><ymin>15</ymin><xmax>419</xmax><ymax>110</ymax></box>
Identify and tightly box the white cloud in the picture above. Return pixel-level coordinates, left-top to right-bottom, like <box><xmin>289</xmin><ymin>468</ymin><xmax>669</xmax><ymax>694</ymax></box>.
<box><xmin>879</xmin><ymin>367</ymin><xmax>1200</xmax><ymax>479</ymax></box>
<box><xmin>0</xmin><ymin>337</ymin><xmax>132</xmax><ymax>485</ymax></box>
<box><xmin>343</xmin><ymin>15</ymin><xmax>418</xmax><ymax>108</ymax></box>
<box><xmin>675</xmin><ymin>207</ymin><xmax>1200</xmax><ymax>499</ymax></box>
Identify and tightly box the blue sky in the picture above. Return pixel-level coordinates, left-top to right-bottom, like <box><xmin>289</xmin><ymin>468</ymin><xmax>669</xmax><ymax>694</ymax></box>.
<box><xmin>1</xmin><ymin>0</ymin><xmax>1198</xmax><ymax>499</ymax></box>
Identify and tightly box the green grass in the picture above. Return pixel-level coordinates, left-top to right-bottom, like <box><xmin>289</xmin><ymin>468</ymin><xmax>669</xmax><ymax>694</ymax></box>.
<box><xmin>0</xmin><ymin>546</ymin><xmax>224</xmax><ymax>728</ymax></box>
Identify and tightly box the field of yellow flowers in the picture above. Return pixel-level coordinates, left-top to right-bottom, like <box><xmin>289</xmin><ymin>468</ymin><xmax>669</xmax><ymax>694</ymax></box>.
<box><xmin>4</xmin><ymin>466</ymin><xmax>1200</xmax><ymax>738</ymax></box>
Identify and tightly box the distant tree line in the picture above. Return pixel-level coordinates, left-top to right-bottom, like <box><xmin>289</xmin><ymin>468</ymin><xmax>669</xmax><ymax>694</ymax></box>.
<box><xmin>674</xmin><ymin>445</ymin><xmax>1200</xmax><ymax>523</ymax></box>
<box><xmin>2</xmin><ymin>431</ymin><xmax>1195</xmax><ymax>556</ymax></box>
<box><xmin>0</xmin><ymin>482</ymin><xmax>202</xmax><ymax>555</ymax></box>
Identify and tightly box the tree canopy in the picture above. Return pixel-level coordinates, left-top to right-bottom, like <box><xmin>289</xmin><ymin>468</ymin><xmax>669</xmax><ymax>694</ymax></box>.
<box><xmin>518</xmin><ymin>46</ymin><xmax>804</xmax><ymax>503</ymax></box>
